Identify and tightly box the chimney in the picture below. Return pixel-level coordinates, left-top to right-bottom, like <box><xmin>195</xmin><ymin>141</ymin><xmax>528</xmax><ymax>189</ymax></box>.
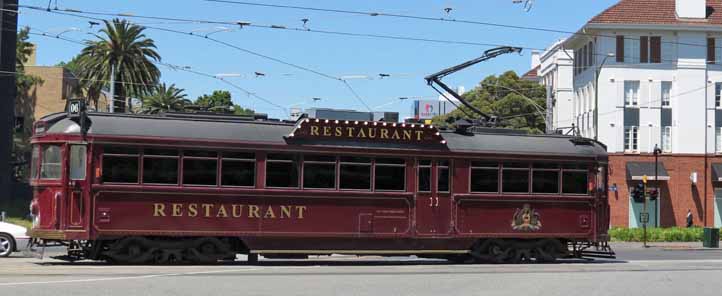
<box><xmin>531</xmin><ymin>50</ymin><xmax>541</xmax><ymax>69</ymax></box>
<box><xmin>676</xmin><ymin>0</ymin><xmax>706</xmax><ymax>19</ymax></box>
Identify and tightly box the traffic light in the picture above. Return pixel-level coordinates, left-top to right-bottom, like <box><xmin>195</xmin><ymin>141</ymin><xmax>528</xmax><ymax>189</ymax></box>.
<box><xmin>632</xmin><ymin>183</ymin><xmax>645</xmax><ymax>203</ymax></box>
<box><xmin>648</xmin><ymin>188</ymin><xmax>659</xmax><ymax>201</ymax></box>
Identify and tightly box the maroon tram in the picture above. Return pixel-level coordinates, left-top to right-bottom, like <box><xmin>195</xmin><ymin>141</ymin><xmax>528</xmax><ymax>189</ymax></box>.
<box><xmin>26</xmin><ymin>109</ymin><xmax>613</xmax><ymax>264</ymax></box>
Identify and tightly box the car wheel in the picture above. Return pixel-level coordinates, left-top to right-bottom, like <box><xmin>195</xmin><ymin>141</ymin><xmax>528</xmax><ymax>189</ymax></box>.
<box><xmin>0</xmin><ymin>233</ymin><xmax>15</xmax><ymax>257</ymax></box>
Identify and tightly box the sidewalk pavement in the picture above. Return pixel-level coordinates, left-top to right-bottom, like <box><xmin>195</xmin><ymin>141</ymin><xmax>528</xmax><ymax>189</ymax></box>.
<box><xmin>611</xmin><ymin>241</ymin><xmax>722</xmax><ymax>250</ymax></box>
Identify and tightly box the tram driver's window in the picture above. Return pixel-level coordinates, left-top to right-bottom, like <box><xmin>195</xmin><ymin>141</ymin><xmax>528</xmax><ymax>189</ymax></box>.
<box><xmin>102</xmin><ymin>146</ymin><xmax>139</xmax><ymax>183</ymax></box>
<box><xmin>417</xmin><ymin>160</ymin><xmax>431</xmax><ymax>192</ymax></box>
<box><xmin>143</xmin><ymin>148</ymin><xmax>179</xmax><ymax>185</ymax></box>
<box><xmin>375</xmin><ymin>158</ymin><xmax>405</xmax><ymax>191</ymax></box>
<box><xmin>40</xmin><ymin>145</ymin><xmax>62</xmax><ymax>179</ymax></box>
<box><xmin>266</xmin><ymin>153</ymin><xmax>299</xmax><ymax>188</ymax></box>
<box><xmin>340</xmin><ymin>156</ymin><xmax>371</xmax><ymax>190</ymax></box>
<box><xmin>470</xmin><ymin>161</ymin><xmax>499</xmax><ymax>193</ymax></box>
<box><xmin>30</xmin><ymin>145</ymin><xmax>39</xmax><ymax>179</ymax></box>
<box><xmin>502</xmin><ymin>162</ymin><xmax>530</xmax><ymax>193</ymax></box>
<box><xmin>303</xmin><ymin>155</ymin><xmax>336</xmax><ymax>189</ymax></box>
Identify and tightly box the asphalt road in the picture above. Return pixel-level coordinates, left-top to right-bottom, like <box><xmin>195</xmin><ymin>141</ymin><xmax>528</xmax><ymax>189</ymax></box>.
<box><xmin>1</xmin><ymin>244</ymin><xmax>721</xmax><ymax>296</ymax></box>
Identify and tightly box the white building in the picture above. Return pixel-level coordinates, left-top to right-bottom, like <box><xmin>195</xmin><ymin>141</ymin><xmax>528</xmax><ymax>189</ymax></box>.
<box><xmin>545</xmin><ymin>0</ymin><xmax>722</xmax><ymax>228</ymax></box>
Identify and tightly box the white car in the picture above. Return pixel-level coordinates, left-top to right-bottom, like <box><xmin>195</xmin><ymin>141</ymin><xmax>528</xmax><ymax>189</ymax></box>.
<box><xmin>0</xmin><ymin>221</ymin><xmax>29</xmax><ymax>257</ymax></box>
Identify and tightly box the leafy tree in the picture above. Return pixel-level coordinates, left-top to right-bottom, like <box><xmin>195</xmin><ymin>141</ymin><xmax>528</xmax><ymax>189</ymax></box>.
<box><xmin>15</xmin><ymin>27</ymin><xmax>43</xmax><ymax>92</ymax></box>
<box><xmin>432</xmin><ymin>71</ymin><xmax>547</xmax><ymax>134</ymax></box>
<box><xmin>195</xmin><ymin>90</ymin><xmax>233</xmax><ymax>109</ymax></box>
<box><xmin>76</xmin><ymin>19</ymin><xmax>161</xmax><ymax>113</ymax></box>
<box><xmin>142</xmin><ymin>83</ymin><xmax>190</xmax><ymax>112</ymax></box>
<box><xmin>233</xmin><ymin>105</ymin><xmax>254</xmax><ymax>115</ymax></box>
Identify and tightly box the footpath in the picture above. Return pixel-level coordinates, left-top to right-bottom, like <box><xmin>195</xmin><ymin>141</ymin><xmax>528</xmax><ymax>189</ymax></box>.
<box><xmin>611</xmin><ymin>241</ymin><xmax>722</xmax><ymax>250</ymax></box>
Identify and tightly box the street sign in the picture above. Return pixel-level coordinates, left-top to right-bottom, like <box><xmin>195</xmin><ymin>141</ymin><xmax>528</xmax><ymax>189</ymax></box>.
<box><xmin>640</xmin><ymin>213</ymin><xmax>649</xmax><ymax>224</ymax></box>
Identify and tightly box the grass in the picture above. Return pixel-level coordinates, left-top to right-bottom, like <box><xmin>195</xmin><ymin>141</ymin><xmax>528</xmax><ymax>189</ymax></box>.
<box><xmin>3</xmin><ymin>217</ymin><xmax>31</xmax><ymax>229</ymax></box>
<box><xmin>609</xmin><ymin>227</ymin><xmax>721</xmax><ymax>242</ymax></box>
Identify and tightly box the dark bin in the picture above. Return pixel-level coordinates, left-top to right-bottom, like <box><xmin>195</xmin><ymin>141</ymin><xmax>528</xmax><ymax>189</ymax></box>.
<box><xmin>703</xmin><ymin>228</ymin><xmax>720</xmax><ymax>248</ymax></box>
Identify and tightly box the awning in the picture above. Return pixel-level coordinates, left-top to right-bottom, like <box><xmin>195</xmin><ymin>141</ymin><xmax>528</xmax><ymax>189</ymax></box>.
<box><xmin>712</xmin><ymin>163</ymin><xmax>722</xmax><ymax>181</ymax></box>
<box><xmin>626</xmin><ymin>162</ymin><xmax>670</xmax><ymax>181</ymax></box>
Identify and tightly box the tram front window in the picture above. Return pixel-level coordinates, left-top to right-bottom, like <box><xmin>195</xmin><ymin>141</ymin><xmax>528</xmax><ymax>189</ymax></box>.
<box><xmin>40</xmin><ymin>145</ymin><xmax>62</xmax><ymax>179</ymax></box>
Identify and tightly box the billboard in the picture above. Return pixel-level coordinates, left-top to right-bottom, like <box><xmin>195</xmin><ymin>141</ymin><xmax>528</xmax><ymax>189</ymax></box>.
<box><xmin>412</xmin><ymin>100</ymin><xmax>457</xmax><ymax>120</ymax></box>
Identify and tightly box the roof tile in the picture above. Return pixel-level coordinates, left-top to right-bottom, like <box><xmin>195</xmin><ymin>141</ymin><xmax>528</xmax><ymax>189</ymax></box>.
<box><xmin>589</xmin><ymin>0</ymin><xmax>722</xmax><ymax>25</ymax></box>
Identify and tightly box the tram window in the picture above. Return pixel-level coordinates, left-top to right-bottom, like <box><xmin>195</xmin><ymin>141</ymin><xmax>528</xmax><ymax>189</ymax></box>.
<box><xmin>417</xmin><ymin>160</ymin><xmax>431</xmax><ymax>192</ymax></box>
<box><xmin>502</xmin><ymin>163</ymin><xmax>529</xmax><ymax>193</ymax></box>
<box><xmin>102</xmin><ymin>155</ymin><xmax>139</xmax><ymax>183</ymax></box>
<box><xmin>143</xmin><ymin>157</ymin><xmax>178</xmax><ymax>184</ymax></box>
<box><xmin>40</xmin><ymin>145</ymin><xmax>62</xmax><ymax>179</ymax></box>
<box><xmin>375</xmin><ymin>158</ymin><xmax>405</xmax><ymax>191</ymax></box>
<box><xmin>303</xmin><ymin>155</ymin><xmax>336</xmax><ymax>189</ymax></box>
<box><xmin>184</xmin><ymin>150</ymin><xmax>217</xmax><ymax>158</ymax></box>
<box><xmin>340</xmin><ymin>156</ymin><xmax>371</xmax><ymax>190</ymax></box>
<box><xmin>437</xmin><ymin>160</ymin><xmax>450</xmax><ymax>192</ymax></box>
<box><xmin>470</xmin><ymin>161</ymin><xmax>499</xmax><ymax>193</ymax></box>
<box><xmin>562</xmin><ymin>171</ymin><xmax>589</xmax><ymax>194</ymax></box>
<box><xmin>266</xmin><ymin>153</ymin><xmax>299</xmax><ymax>188</ymax></box>
<box><xmin>144</xmin><ymin>148</ymin><xmax>178</xmax><ymax>156</ymax></box>
<box><xmin>69</xmin><ymin>145</ymin><xmax>87</xmax><ymax>180</ymax></box>
<box><xmin>104</xmin><ymin>146</ymin><xmax>139</xmax><ymax>155</ymax></box>
<box><xmin>532</xmin><ymin>170</ymin><xmax>559</xmax><ymax>194</ymax></box>
<box><xmin>183</xmin><ymin>158</ymin><xmax>217</xmax><ymax>186</ymax></box>
<box><xmin>221</xmin><ymin>152</ymin><xmax>255</xmax><ymax>187</ymax></box>
<box><xmin>30</xmin><ymin>146</ymin><xmax>39</xmax><ymax>179</ymax></box>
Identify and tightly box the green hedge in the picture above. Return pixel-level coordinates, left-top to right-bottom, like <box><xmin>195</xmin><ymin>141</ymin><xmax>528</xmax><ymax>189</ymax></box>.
<box><xmin>609</xmin><ymin>227</ymin><xmax>722</xmax><ymax>242</ymax></box>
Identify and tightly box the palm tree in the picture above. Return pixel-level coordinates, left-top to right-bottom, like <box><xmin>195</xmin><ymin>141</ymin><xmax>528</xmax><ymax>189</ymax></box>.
<box><xmin>142</xmin><ymin>83</ymin><xmax>190</xmax><ymax>112</ymax></box>
<box><xmin>77</xmin><ymin>19</ymin><xmax>161</xmax><ymax>113</ymax></box>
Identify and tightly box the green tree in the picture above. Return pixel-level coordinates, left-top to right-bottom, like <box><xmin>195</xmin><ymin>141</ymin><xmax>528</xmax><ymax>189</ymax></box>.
<box><xmin>195</xmin><ymin>90</ymin><xmax>233</xmax><ymax>109</ymax></box>
<box><xmin>233</xmin><ymin>104</ymin><xmax>254</xmax><ymax>115</ymax></box>
<box><xmin>142</xmin><ymin>83</ymin><xmax>190</xmax><ymax>112</ymax></box>
<box><xmin>15</xmin><ymin>27</ymin><xmax>43</xmax><ymax>92</ymax></box>
<box><xmin>432</xmin><ymin>71</ymin><xmax>547</xmax><ymax>134</ymax></box>
<box><xmin>76</xmin><ymin>19</ymin><xmax>161</xmax><ymax>113</ymax></box>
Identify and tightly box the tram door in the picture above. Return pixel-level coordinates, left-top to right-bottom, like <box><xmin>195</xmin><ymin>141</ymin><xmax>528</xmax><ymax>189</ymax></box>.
<box><xmin>65</xmin><ymin>144</ymin><xmax>89</xmax><ymax>230</ymax></box>
<box><xmin>415</xmin><ymin>160</ymin><xmax>452</xmax><ymax>236</ymax></box>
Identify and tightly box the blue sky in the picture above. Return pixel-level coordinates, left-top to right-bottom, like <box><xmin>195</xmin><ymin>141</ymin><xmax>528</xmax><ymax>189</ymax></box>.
<box><xmin>19</xmin><ymin>0</ymin><xmax>618</xmax><ymax>118</ymax></box>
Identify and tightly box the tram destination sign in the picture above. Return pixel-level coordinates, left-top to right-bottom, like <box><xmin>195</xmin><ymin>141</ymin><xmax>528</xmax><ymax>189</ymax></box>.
<box><xmin>287</xmin><ymin>118</ymin><xmax>446</xmax><ymax>145</ymax></box>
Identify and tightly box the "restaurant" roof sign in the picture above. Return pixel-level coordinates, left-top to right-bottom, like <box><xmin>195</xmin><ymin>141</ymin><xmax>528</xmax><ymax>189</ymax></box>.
<box><xmin>287</xmin><ymin>118</ymin><xmax>446</xmax><ymax>145</ymax></box>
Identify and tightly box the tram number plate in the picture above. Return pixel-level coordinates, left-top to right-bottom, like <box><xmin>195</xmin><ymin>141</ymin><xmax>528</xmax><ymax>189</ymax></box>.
<box><xmin>640</xmin><ymin>213</ymin><xmax>649</xmax><ymax>224</ymax></box>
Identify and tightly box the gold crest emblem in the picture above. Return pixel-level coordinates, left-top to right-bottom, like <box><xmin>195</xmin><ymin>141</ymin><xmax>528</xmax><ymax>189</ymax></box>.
<box><xmin>511</xmin><ymin>204</ymin><xmax>541</xmax><ymax>231</ymax></box>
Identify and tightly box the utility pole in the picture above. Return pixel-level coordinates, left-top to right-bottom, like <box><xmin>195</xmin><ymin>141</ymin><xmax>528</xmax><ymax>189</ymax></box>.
<box><xmin>0</xmin><ymin>0</ymin><xmax>18</xmax><ymax>201</ymax></box>
<box><xmin>642</xmin><ymin>175</ymin><xmax>649</xmax><ymax>248</ymax></box>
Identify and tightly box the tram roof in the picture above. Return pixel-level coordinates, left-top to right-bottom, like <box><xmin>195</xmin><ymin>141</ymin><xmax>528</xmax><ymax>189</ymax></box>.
<box><xmin>40</xmin><ymin>112</ymin><xmax>608</xmax><ymax>158</ymax></box>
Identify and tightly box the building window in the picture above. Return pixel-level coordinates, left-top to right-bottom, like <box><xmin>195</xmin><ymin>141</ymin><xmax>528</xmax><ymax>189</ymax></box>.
<box><xmin>717</xmin><ymin>127</ymin><xmax>722</xmax><ymax>153</ymax></box>
<box><xmin>502</xmin><ymin>163</ymin><xmax>530</xmax><ymax>193</ymax></box>
<box><xmin>40</xmin><ymin>145</ymin><xmax>62</xmax><ymax>179</ymax></box>
<box><xmin>340</xmin><ymin>156</ymin><xmax>371</xmax><ymax>190</ymax></box>
<box><xmin>624</xmin><ymin>126</ymin><xmax>639</xmax><ymax>152</ymax></box>
<box><xmin>418</xmin><ymin>159</ymin><xmax>431</xmax><ymax>192</ymax></box>
<box><xmin>661</xmin><ymin>81</ymin><xmax>671</xmax><ymax>107</ymax></box>
<box><xmin>143</xmin><ymin>148</ymin><xmax>179</xmax><ymax>185</ymax></box>
<box><xmin>183</xmin><ymin>150</ymin><xmax>218</xmax><ymax>186</ymax></box>
<box><xmin>266</xmin><ymin>153</ymin><xmax>299</xmax><ymax>188</ymax></box>
<box><xmin>303</xmin><ymin>155</ymin><xmax>336</xmax><ymax>189</ymax></box>
<box><xmin>716</xmin><ymin>83</ymin><xmax>722</xmax><ymax>108</ymax></box>
<box><xmin>102</xmin><ymin>146</ymin><xmax>139</xmax><ymax>183</ymax></box>
<box><xmin>662</xmin><ymin>126</ymin><xmax>672</xmax><ymax>153</ymax></box>
<box><xmin>437</xmin><ymin>160</ymin><xmax>450</xmax><ymax>192</ymax></box>
<box><xmin>375</xmin><ymin>158</ymin><xmax>406</xmax><ymax>191</ymax></box>
<box><xmin>623</xmin><ymin>37</ymin><xmax>640</xmax><ymax>63</ymax></box>
<box><xmin>221</xmin><ymin>152</ymin><xmax>255</xmax><ymax>187</ymax></box>
<box><xmin>470</xmin><ymin>161</ymin><xmax>499</xmax><ymax>193</ymax></box>
<box><xmin>624</xmin><ymin>81</ymin><xmax>640</xmax><ymax>107</ymax></box>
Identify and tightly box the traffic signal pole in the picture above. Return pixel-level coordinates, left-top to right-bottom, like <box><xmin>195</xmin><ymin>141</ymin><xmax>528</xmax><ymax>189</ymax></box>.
<box><xmin>642</xmin><ymin>175</ymin><xmax>648</xmax><ymax>248</ymax></box>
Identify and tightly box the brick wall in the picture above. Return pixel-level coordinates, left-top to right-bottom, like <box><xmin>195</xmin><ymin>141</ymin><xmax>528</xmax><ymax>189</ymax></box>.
<box><xmin>608</xmin><ymin>154</ymin><xmax>718</xmax><ymax>227</ymax></box>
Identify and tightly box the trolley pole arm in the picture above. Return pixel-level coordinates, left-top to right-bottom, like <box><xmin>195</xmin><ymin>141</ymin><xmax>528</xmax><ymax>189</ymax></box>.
<box><xmin>424</xmin><ymin>46</ymin><xmax>522</xmax><ymax>122</ymax></box>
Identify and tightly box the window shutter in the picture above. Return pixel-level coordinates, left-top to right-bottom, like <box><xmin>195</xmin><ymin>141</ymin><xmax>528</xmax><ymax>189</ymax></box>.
<box><xmin>616</xmin><ymin>35</ymin><xmax>625</xmax><ymax>62</ymax></box>
<box><xmin>640</xmin><ymin>36</ymin><xmax>649</xmax><ymax>63</ymax></box>
<box><xmin>650</xmin><ymin>36</ymin><xmax>661</xmax><ymax>63</ymax></box>
<box><xmin>708</xmin><ymin>38</ymin><xmax>716</xmax><ymax>64</ymax></box>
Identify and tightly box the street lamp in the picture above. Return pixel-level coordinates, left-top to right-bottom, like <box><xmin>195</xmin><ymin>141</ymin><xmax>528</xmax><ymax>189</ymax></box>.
<box><xmin>594</xmin><ymin>52</ymin><xmax>615</xmax><ymax>141</ymax></box>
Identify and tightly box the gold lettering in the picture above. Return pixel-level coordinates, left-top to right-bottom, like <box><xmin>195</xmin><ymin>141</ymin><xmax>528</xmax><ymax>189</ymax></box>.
<box><xmin>335</xmin><ymin>127</ymin><xmax>342</xmax><ymax>136</ymax></box>
<box><xmin>415</xmin><ymin>130</ymin><xmax>424</xmax><ymax>141</ymax></box>
<box><xmin>232</xmin><ymin>205</ymin><xmax>244</xmax><ymax>218</ymax></box>
<box><xmin>323</xmin><ymin>126</ymin><xmax>332</xmax><ymax>136</ymax></box>
<box><xmin>296</xmin><ymin>206</ymin><xmax>308</xmax><ymax>219</ymax></box>
<box><xmin>188</xmin><ymin>204</ymin><xmax>198</xmax><ymax>217</ymax></box>
<box><xmin>368</xmin><ymin>129</ymin><xmax>376</xmax><ymax>138</ymax></box>
<box><xmin>347</xmin><ymin>127</ymin><xmax>355</xmax><ymax>137</ymax></box>
<box><xmin>310</xmin><ymin>125</ymin><xmax>319</xmax><ymax>136</ymax></box>
<box><xmin>280</xmin><ymin>206</ymin><xmax>292</xmax><ymax>218</ymax></box>
<box><xmin>264</xmin><ymin>207</ymin><xmax>276</xmax><ymax>219</ymax></box>
<box><xmin>357</xmin><ymin>128</ymin><xmax>366</xmax><ymax>138</ymax></box>
<box><xmin>249</xmin><ymin>205</ymin><xmax>261</xmax><ymax>218</ymax></box>
<box><xmin>172</xmin><ymin>203</ymin><xmax>183</xmax><ymax>217</ymax></box>
<box><xmin>216</xmin><ymin>204</ymin><xmax>228</xmax><ymax>218</ymax></box>
<box><xmin>403</xmin><ymin>130</ymin><xmax>412</xmax><ymax>140</ymax></box>
<box><xmin>380</xmin><ymin>129</ymin><xmax>389</xmax><ymax>139</ymax></box>
<box><xmin>153</xmin><ymin>203</ymin><xmax>166</xmax><ymax>217</ymax></box>
<box><xmin>202</xmin><ymin>204</ymin><xmax>213</xmax><ymax>217</ymax></box>
<box><xmin>392</xmin><ymin>130</ymin><xmax>401</xmax><ymax>140</ymax></box>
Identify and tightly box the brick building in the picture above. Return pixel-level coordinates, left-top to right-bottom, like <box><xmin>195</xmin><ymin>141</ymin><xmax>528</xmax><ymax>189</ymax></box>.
<box><xmin>536</xmin><ymin>0</ymin><xmax>722</xmax><ymax>228</ymax></box>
